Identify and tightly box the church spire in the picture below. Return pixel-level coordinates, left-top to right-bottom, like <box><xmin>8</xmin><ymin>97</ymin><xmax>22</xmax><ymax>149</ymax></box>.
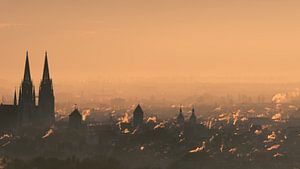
<box><xmin>42</xmin><ymin>51</ymin><xmax>50</xmax><ymax>81</ymax></box>
<box><xmin>189</xmin><ymin>106</ymin><xmax>197</xmax><ymax>124</ymax></box>
<box><xmin>177</xmin><ymin>105</ymin><xmax>185</xmax><ymax>127</ymax></box>
<box><xmin>13</xmin><ymin>88</ymin><xmax>17</xmax><ymax>106</ymax></box>
<box><xmin>23</xmin><ymin>51</ymin><xmax>31</xmax><ymax>81</ymax></box>
<box><xmin>38</xmin><ymin>52</ymin><xmax>55</xmax><ymax>125</ymax></box>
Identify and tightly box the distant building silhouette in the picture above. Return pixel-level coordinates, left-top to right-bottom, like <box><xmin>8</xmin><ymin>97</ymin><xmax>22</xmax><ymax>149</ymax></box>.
<box><xmin>132</xmin><ymin>104</ymin><xmax>144</xmax><ymax>128</ymax></box>
<box><xmin>38</xmin><ymin>52</ymin><xmax>55</xmax><ymax>125</ymax></box>
<box><xmin>176</xmin><ymin>107</ymin><xmax>185</xmax><ymax>127</ymax></box>
<box><xmin>18</xmin><ymin>51</ymin><xmax>36</xmax><ymax>125</ymax></box>
<box><xmin>0</xmin><ymin>103</ymin><xmax>18</xmax><ymax>131</ymax></box>
<box><xmin>69</xmin><ymin>107</ymin><xmax>82</xmax><ymax>129</ymax></box>
<box><xmin>0</xmin><ymin>51</ymin><xmax>55</xmax><ymax>130</ymax></box>
<box><xmin>189</xmin><ymin>107</ymin><xmax>197</xmax><ymax>125</ymax></box>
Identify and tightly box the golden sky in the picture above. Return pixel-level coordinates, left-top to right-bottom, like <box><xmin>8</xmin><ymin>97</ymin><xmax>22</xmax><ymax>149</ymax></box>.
<box><xmin>1</xmin><ymin>0</ymin><xmax>300</xmax><ymax>84</ymax></box>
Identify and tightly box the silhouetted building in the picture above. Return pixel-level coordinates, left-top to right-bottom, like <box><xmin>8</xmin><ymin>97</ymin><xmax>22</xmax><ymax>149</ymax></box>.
<box><xmin>0</xmin><ymin>51</ymin><xmax>55</xmax><ymax>129</ymax></box>
<box><xmin>0</xmin><ymin>103</ymin><xmax>18</xmax><ymax>132</ymax></box>
<box><xmin>38</xmin><ymin>52</ymin><xmax>55</xmax><ymax>125</ymax></box>
<box><xmin>0</xmin><ymin>89</ymin><xmax>18</xmax><ymax>132</ymax></box>
<box><xmin>132</xmin><ymin>104</ymin><xmax>144</xmax><ymax>128</ymax></box>
<box><xmin>69</xmin><ymin>108</ymin><xmax>82</xmax><ymax>129</ymax></box>
<box><xmin>189</xmin><ymin>107</ymin><xmax>197</xmax><ymax>125</ymax></box>
<box><xmin>18</xmin><ymin>51</ymin><xmax>36</xmax><ymax>125</ymax></box>
<box><xmin>176</xmin><ymin>107</ymin><xmax>185</xmax><ymax>127</ymax></box>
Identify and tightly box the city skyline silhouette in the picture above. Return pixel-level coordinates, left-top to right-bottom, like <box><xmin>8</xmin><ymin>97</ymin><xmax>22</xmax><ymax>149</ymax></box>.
<box><xmin>1</xmin><ymin>1</ymin><xmax>300</xmax><ymax>169</ymax></box>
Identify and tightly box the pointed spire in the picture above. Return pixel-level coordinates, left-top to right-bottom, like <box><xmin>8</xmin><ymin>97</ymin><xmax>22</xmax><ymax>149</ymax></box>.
<box><xmin>14</xmin><ymin>88</ymin><xmax>17</xmax><ymax>105</ymax></box>
<box><xmin>42</xmin><ymin>51</ymin><xmax>50</xmax><ymax>81</ymax></box>
<box><xmin>177</xmin><ymin>106</ymin><xmax>185</xmax><ymax>126</ymax></box>
<box><xmin>23</xmin><ymin>51</ymin><xmax>31</xmax><ymax>81</ymax></box>
<box><xmin>189</xmin><ymin>107</ymin><xmax>197</xmax><ymax>124</ymax></box>
<box><xmin>178</xmin><ymin>106</ymin><xmax>184</xmax><ymax>117</ymax></box>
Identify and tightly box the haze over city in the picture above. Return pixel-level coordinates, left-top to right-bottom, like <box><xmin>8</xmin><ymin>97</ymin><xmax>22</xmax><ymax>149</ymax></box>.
<box><xmin>1</xmin><ymin>1</ymin><xmax>300</xmax><ymax>169</ymax></box>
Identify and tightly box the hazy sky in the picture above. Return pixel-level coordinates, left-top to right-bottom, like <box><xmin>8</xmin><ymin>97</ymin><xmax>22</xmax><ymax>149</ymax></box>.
<box><xmin>1</xmin><ymin>0</ymin><xmax>300</xmax><ymax>84</ymax></box>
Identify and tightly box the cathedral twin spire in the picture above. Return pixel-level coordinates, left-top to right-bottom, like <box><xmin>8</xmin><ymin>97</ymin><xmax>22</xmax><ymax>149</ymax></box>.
<box><xmin>176</xmin><ymin>106</ymin><xmax>197</xmax><ymax>125</ymax></box>
<box><xmin>18</xmin><ymin>51</ymin><xmax>55</xmax><ymax>125</ymax></box>
<box><xmin>22</xmin><ymin>51</ymin><xmax>50</xmax><ymax>83</ymax></box>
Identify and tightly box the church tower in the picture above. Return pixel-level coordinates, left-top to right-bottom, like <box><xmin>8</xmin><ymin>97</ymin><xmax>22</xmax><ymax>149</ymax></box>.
<box><xmin>18</xmin><ymin>51</ymin><xmax>36</xmax><ymax>125</ymax></box>
<box><xmin>133</xmin><ymin>104</ymin><xmax>144</xmax><ymax>128</ymax></box>
<box><xmin>176</xmin><ymin>107</ymin><xmax>185</xmax><ymax>127</ymax></box>
<box><xmin>189</xmin><ymin>107</ymin><xmax>197</xmax><ymax>125</ymax></box>
<box><xmin>38</xmin><ymin>51</ymin><xmax>55</xmax><ymax>124</ymax></box>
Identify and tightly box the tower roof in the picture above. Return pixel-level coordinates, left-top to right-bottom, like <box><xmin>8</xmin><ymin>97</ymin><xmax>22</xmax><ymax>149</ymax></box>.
<box><xmin>70</xmin><ymin>108</ymin><xmax>82</xmax><ymax>118</ymax></box>
<box><xmin>177</xmin><ymin>107</ymin><xmax>184</xmax><ymax>121</ymax></box>
<box><xmin>23</xmin><ymin>51</ymin><xmax>31</xmax><ymax>81</ymax></box>
<box><xmin>189</xmin><ymin>107</ymin><xmax>197</xmax><ymax>122</ymax></box>
<box><xmin>42</xmin><ymin>51</ymin><xmax>50</xmax><ymax>81</ymax></box>
<box><xmin>133</xmin><ymin>104</ymin><xmax>144</xmax><ymax>115</ymax></box>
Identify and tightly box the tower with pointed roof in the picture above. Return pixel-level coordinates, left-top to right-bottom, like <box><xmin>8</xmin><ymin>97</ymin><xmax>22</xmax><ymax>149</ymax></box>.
<box><xmin>38</xmin><ymin>51</ymin><xmax>55</xmax><ymax>124</ymax></box>
<box><xmin>0</xmin><ymin>51</ymin><xmax>56</xmax><ymax>130</ymax></box>
<box><xmin>133</xmin><ymin>104</ymin><xmax>144</xmax><ymax>128</ymax></box>
<box><xmin>18</xmin><ymin>51</ymin><xmax>36</xmax><ymax>125</ymax></box>
<box><xmin>189</xmin><ymin>107</ymin><xmax>197</xmax><ymax>125</ymax></box>
<box><xmin>176</xmin><ymin>107</ymin><xmax>185</xmax><ymax>127</ymax></box>
<box><xmin>69</xmin><ymin>107</ymin><xmax>82</xmax><ymax>129</ymax></box>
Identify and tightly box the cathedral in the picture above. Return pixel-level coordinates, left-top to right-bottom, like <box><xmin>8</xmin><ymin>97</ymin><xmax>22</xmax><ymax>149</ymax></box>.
<box><xmin>0</xmin><ymin>51</ymin><xmax>55</xmax><ymax>130</ymax></box>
